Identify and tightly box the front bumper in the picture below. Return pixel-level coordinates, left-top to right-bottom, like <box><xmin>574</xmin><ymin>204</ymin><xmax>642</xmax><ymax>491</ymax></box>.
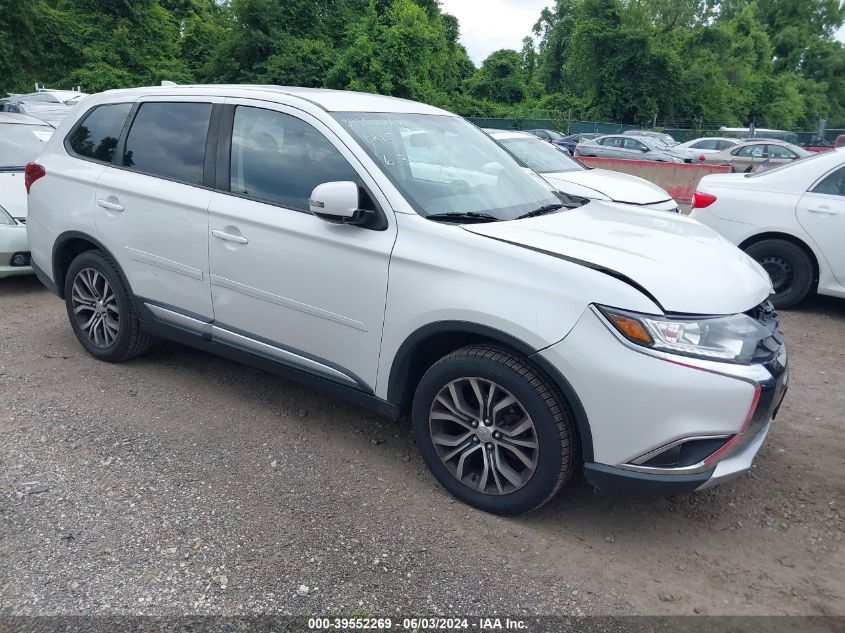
<box><xmin>0</xmin><ymin>223</ymin><xmax>33</xmax><ymax>278</ymax></box>
<box><xmin>584</xmin><ymin>420</ymin><xmax>775</xmax><ymax>494</ymax></box>
<box><xmin>539</xmin><ymin>305</ymin><xmax>788</xmax><ymax>494</ymax></box>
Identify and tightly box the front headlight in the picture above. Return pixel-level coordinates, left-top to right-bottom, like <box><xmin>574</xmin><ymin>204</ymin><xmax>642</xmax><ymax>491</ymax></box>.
<box><xmin>0</xmin><ymin>205</ymin><xmax>16</xmax><ymax>226</ymax></box>
<box><xmin>597</xmin><ymin>305</ymin><xmax>775</xmax><ymax>364</ymax></box>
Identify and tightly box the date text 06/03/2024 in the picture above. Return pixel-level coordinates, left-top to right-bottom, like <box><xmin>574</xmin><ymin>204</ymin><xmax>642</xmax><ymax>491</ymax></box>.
<box><xmin>307</xmin><ymin>617</ymin><xmax>529</xmax><ymax>630</ymax></box>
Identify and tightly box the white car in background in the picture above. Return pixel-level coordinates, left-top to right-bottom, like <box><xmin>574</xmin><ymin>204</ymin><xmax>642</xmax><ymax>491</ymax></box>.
<box><xmin>675</xmin><ymin>137</ymin><xmax>740</xmax><ymax>161</ymax></box>
<box><xmin>488</xmin><ymin>130</ymin><xmax>679</xmax><ymax>213</ymax></box>
<box><xmin>691</xmin><ymin>149</ymin><xmax>845</xmax><ymax>308</ymax></box>
<box><xmin>1</xmin><ymin>112</ymin><xmax>53</xmax><ymax>278</ymax></box>
<box><xmin>0</xmin><ymin>89</ymin><xmax>86</xmax><ymax>127</ymax></box>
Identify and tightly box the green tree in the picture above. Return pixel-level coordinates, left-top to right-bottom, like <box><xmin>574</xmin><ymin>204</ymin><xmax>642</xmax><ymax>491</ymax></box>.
<box><xmin>466</xmin><ymin>49</ymin><xmax>527</xmax><ymax>105</ymax></box>
<box><xmin>327</xmin><ymin>0</ymin><xmax>454</xmax><ymax>105</ymax></box>
<box><xmin>532</xmin><ymin>0</ymin><xmax>578</xmax><ymax>94</ymax></box>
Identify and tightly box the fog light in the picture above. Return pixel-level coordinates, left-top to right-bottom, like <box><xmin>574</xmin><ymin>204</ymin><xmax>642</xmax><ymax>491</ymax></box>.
<box><xmin>10</xmin><ymin>252</ymin><xmax>31</xmax><ymax>267</ymax></box>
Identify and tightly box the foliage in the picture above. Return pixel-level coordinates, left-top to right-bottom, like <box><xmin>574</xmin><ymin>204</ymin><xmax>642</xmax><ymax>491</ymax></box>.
<box><xmin>0</xmin><ymin>0</ymin><xmax>843</xmax><ymax>128</ymax></box>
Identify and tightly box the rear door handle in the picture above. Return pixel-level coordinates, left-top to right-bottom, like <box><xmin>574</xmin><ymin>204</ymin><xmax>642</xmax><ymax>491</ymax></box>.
<box><xmin>808</xmin><ymin>206</ymin><xmax>838</xmax><ymax>216</ymax></box>
<box><xmin>211</xmin><ymin>229</ymin><xmax>249</xmax><ymax>244</ymax></box>
<box><xmin>96</xmin><ymin>199</ymin><xmax>124</xmax><ymax>212</ymax></box>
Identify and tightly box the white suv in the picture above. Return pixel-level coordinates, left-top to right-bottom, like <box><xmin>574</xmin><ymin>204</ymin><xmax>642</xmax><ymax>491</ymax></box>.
<box><xmin>26</xmin><ymin>86</ymin><xmax>789</xmax><ymax>514</ymax></box>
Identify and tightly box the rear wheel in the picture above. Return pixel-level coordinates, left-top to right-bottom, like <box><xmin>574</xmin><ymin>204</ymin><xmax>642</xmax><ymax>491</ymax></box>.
<box><xmin>64</xmin><ymin>250</ymin><xmax>153</xmax><ymax>362</ymax></box>
<box><xmin>412</xmin><ymin>346</ymin><xmax>576</xmax><ymax>515</ymax></box>
<box><xmin>744</xmin><ymin>239</ymin><xmax>814</xmax><ymax>308</ymax></box>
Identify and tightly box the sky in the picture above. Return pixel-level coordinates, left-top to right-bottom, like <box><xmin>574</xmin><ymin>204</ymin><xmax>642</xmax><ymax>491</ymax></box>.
<box><xmin>439</xmin><ymin>0</ymin><xmax>551</xmax><ymax>64</ymax></box>
<box><xmin>440</xmin><ymin>0</ymin><xmax>845</xmax><ymax>66</ymax></box>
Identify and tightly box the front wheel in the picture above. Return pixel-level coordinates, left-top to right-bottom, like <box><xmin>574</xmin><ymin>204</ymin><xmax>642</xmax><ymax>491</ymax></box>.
<box><xmin>412</xmin><ymin>346</ymin><xmax>576</xmax><ymax>515</ymax></box>
<box><xmin>744</xmin><ymin>239</ymin><xmax>814</xmax><ymax>308</ymax></box>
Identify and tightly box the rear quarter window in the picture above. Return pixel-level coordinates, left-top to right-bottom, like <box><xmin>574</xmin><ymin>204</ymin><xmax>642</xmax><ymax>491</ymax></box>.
<box><xmin>67</xmin><ymin>103</ymin><xmax>133</xmax><ymax>163</ymax></box>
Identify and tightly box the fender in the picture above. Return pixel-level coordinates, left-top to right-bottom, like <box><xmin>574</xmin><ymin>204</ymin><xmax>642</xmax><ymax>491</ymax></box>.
<box><xmin>51</xmin><ymin>230</ymin><xmax>128</xmax><ymax>299</ymax></box>
<box><xmin>387</xmin><ymin>320</ymin><xmax>594</xmax><ymax>461</ymax></box>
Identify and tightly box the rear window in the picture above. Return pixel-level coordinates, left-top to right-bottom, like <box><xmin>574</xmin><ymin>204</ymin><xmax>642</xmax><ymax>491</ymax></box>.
<box><xmin>0</xmin><ymin>124</ymin><xmax>53</xmax><ymax>169</ymax></box>
<box><xmin>68</xmin><ymin>103</ymin><xmax>132</xmax><ymax>163</ymax></box>
<box><xmin>122</xmin><ymin>102</ymin><xmax>212</xmax><ymax>184</ymax></box>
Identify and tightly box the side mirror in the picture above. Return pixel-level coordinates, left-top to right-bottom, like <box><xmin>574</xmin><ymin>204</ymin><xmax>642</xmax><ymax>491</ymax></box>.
<box><xmin>640</xmin><ymin>147</ymin><xmax>649</xmax><ymax>152</ymax></box>
<box><xmin>309</xmin><ymin>181</ymin><xmax>372</xmax><ymax>226</ymax></box>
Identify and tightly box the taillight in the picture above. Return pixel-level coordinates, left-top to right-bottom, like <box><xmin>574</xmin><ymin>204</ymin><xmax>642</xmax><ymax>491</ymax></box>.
<box><xmin>692</xmin><ymin>191</ymin><xmax>717</xmax><ymax>209</ymax></box>
<box><xmin>25</xmin><ymin>163</ymin><xmax>46</xmax><ymax>194</ymax></box>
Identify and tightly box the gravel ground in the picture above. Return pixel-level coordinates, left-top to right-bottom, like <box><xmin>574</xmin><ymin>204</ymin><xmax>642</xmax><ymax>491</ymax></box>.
<box><xmin>1</xmin><ymin>275</ymin><xmax>843</xmax><ymax>617</ymax></box>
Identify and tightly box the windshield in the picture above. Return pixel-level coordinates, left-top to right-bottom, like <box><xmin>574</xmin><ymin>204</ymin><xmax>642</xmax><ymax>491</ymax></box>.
<box><xmin>0</xmin><ymin>123</ymin><xmax>53</xmax><ymax>168</ymax></box>
<box><xmin>499</xmin><ymin>137</ymin><xmax>585</xmax><ymax>173</ymax></box>
<box><xmin>334</xmin><ymin>113</ymin><xmax>562</xmax><ymax>220</ymax></box>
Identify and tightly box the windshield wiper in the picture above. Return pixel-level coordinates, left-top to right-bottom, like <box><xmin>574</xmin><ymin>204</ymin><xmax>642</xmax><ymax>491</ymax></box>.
<box><xmin>515</xmin><ymin>203</ymin><xmax>565</xmax><ymax>220</ymax></box>
<box><xmin>425</xmin><ymin>212</ymin><xmax>500</xmax><ymax>224</ymax></box>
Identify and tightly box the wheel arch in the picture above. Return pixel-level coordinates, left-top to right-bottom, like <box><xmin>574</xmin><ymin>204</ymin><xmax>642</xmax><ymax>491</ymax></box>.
<box><xmin>52</xmin><ymin>231</ymin><xmax>125</xmax><ymax>299</ymax></box>
<box><xmin>386</xmin><ymin>321</ymin><xmax>594</xmax><ymax>462</ymax></box>
<box><xmin>738</xmin><ymin>231</ymin><xmax>820</xmax><ymax>287</ymax></box>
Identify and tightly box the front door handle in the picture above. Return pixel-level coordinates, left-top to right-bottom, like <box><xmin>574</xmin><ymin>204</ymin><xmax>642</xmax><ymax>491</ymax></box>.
<box><xmin>807</xmin><ymin>206</ymin><xmax>838</xmax><ymax>216</ymax></box>
<box><xmin>211</xmin><ymin>229</ymin><xmax>249</xmax><ymax>244</ymax></box>
<box><xmin>97</xmin><ymin>199</ymin><xmax>124</xmax><ymax>212</ymax></box>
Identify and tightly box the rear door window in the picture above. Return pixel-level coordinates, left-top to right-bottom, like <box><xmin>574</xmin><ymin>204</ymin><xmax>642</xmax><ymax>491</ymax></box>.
<box><xmin>122</xmin><ymin>102</ymin><xmax>212</xmax><ymax>184</ymax></box>
<box><xmin>735</xmin><ymin>145</ymin><xmax>765</xmax><ymax>158</ymax></box>
<box><xmin>68</xmin><ymin>103</ymin><xmax>133</xmax><ymax>163</ymax></box>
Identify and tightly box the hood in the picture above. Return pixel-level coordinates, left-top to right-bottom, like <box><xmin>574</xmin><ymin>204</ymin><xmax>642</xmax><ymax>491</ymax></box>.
<box><xmin>462</xmin><ymin>201</ymin><xmax>772</xmax><ymax>315</ymax></box>
<box><xmin>0</xmin><ymin>172</ymin><xmax>27</xmax><ymax>219</ymax></box>
<box><xmin>543</xmin><ymin>169</ymin><xmax>672</xmax><ymax>205</ymax></box>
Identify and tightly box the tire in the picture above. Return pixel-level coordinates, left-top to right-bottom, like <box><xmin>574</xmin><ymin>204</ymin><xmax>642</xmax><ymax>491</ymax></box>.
<box><xmin>744</xmin><ymin>239</ymin><xmax>814</xmax><ymax>309</ymax></box>
<box><xmin>412</xmin><ymin>345</ymin><xmax>576</xmax><ymax>515</ymax></box>
<box><xmin>64</xmin><ymin>249</ymin><xmax>153</xmax><ymax>362</ymax></box>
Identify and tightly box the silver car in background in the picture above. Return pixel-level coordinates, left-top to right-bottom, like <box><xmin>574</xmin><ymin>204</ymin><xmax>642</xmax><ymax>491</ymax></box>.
<box><xmin>575</xmin><ymin>134</ymin><xmax>690</xmax><ymax>163</ymax></box>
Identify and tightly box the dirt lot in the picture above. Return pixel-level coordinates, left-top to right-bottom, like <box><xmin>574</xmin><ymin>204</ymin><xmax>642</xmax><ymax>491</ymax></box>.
<box><xmin>1</xmin><ymin>275</ymin><xmax>843</xmax><ymax>617</ymax></box>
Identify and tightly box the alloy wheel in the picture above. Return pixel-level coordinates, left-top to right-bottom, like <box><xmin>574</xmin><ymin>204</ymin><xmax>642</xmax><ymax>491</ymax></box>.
<box><xmin>429</xmin><ymin>377</ymin><xmax>539</xmax><ymax>495</ymax></box>
<box><xmin>71</xmin><ymin>267</ymin><xmax>120</xmax><ymax>348</ymax></box>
